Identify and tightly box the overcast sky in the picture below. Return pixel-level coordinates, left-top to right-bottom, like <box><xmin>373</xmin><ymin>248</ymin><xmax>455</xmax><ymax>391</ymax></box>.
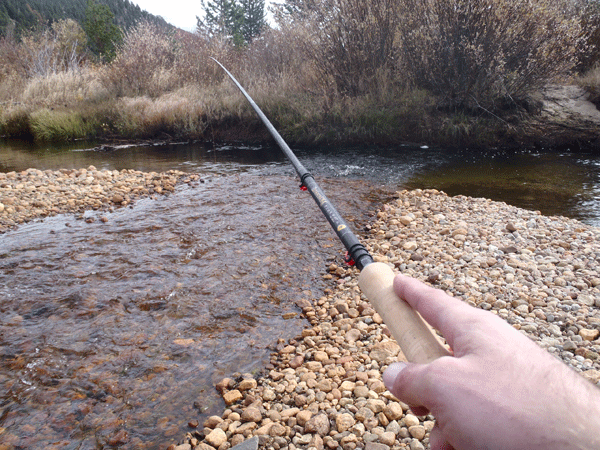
<box><xmin>130</xmin><ymin>0</ymin><xmax>203</xmax><ymax>32</ymax></box>
<box><xmin>130</xmin><ymin>0</ymin><xmax>273</xmax><ymax>32</ymax></box>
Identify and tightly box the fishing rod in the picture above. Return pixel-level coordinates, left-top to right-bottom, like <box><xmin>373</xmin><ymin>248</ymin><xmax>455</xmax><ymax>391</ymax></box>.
<box><xmin>212</xmin><ymin>58</ymin><xmax>449</xmax><ymax>364</ymax></box>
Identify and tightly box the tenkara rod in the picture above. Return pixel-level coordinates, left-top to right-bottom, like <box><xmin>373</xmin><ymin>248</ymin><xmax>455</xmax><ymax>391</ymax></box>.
<box><xmin>211</xmin><ymin>58</ymin><xmax>372</xmax><ymax>271</ymax></box>
<box><xmin>213</xmin><ymin>58</ymin><xmax>450</xmax><ymax>364</ymax></box>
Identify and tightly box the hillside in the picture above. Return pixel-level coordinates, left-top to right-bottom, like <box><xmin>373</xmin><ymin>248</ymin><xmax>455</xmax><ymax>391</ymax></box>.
<box><xmin>0</xmin><ymin>0</ymin><xmax>169</xmax><ymax>38</ymax></box>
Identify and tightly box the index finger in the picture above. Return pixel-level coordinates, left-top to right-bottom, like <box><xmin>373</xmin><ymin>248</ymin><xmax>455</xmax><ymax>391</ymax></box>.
<box><xmin>393</xmin><ymin>274</ymin><xmax>483</xmax><ymax>348</ymax></box>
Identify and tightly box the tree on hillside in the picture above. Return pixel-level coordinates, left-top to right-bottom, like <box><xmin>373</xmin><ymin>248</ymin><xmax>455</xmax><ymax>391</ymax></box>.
<box><xmin>83</xmin><ymin>0</ymin><xmax>122</xmax><ymax>61</ymax></box>
<box><xmin>0</xmin><ymin>0</ymin><xmax>169</xmax><ymax>40</ymax></box>
<box><xmin>271</xmin><ymin>0</ymin><xmax>325</xmax><ymax>21</ymax></box>
<box><xmin>197</xmin><ymin>0</ymin><xmax>265</xmax><ymax>45</ymax></box>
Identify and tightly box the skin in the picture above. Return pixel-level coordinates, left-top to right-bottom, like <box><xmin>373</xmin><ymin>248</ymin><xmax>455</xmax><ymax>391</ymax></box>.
<box><xmin>382</xmin><ymin>274</ymin><xmax>600</xmax><ymax>450</ymax></box>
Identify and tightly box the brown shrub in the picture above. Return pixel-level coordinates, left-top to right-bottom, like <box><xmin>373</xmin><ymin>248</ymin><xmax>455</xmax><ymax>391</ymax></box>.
<box><xmin>398</xmin><ymin>0</ymin><xmax>585</xmax><ymax>111</ymax></box>
<box><xmin>0</xmin><ymin>37</ymin><xmax>27</xmax><ymax>82</ymax></box>
<box><xmin>102</xmin><ymin>21</ymin><xmax>240</xmax><ymax>99</ymax></box>
<box><xmin>578</xmin><ymin>65</ymin><xmax>600</xmax><ymax>104</ymax></box>
<box><xmin>579</xmin><ymin>1</ymin><xmax>600</xmax><ymax>71</ymax></box>
<box><xmin>102</xmin><ymin>21</ymin><xmax>177</xmax><ymax>98</ymax></box>
<box><xmin>288</xmin><ymin>0</ymin><xmax>399</xmax><ymax>96</ymax></box>
<box><xmin>171</xmin><ymin>30</ymin><xmax>233</xmax><ymax>87</ymax></box>
<box><xmin>21</xmin><ymin>19</ymin><xmax>88</xmax><ymax>77</ymax></box>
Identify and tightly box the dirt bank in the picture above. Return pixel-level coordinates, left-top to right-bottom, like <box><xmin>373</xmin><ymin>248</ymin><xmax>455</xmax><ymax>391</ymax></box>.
<box><xmin>516</xmin><ymin>84</ymin><xmax>600</xmax><ymax>150</ymax></box>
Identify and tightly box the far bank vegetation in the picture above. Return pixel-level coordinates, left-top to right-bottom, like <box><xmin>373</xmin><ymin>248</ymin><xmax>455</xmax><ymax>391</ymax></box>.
<box><xmin>1</xmin><ymin>0</ymin><xmax>599</xmax><ymax>147</ymax></box>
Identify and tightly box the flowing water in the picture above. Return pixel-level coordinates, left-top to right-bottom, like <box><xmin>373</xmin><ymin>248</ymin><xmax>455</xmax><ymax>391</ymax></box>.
<box><xmin>1</xmin><ymin>140</ymin><xmax>599</xmax><ymax>449</ymax></box>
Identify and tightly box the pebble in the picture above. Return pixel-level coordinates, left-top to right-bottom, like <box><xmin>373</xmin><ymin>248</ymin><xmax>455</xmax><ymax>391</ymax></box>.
<box><xmin>170</xmin><ymin>189</ymin><xmax>600</xmax><ymax>450</ymax></box>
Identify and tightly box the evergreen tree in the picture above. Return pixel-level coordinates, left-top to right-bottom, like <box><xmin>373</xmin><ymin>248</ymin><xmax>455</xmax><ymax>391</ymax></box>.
<box><xmin>0</xmin><ymin>0</ymin><xmax>169</xmax><ymax>39</ymax></box>
<box><xmin>197</xmin><ymin>0</ymin><xmax>266</xmax><ymax>45</ymax></box>
<box><xmin>240</xmin><ymin>0</ymin><xmax>265</xmax><ymax>43</ymax></box>
<box><xmin>197</xmin><ymin>0</ymin><xmax>243</xmax><ymax>40</ymax></box>
<box><xmin>83</xmin><ymin>0</ymin><xmax>122</xmax><ymax>61</ymax></box>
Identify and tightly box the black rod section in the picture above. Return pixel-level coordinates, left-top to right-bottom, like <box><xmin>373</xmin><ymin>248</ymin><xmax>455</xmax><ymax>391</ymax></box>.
<box><xmin>212</xmin><ymin>58</ymin><xmax>373</xmax><ymax>270</ymax></box>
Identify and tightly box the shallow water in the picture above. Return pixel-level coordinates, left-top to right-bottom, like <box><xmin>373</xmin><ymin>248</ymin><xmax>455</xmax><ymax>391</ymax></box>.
<box><xmin>1</xmin><ymin>140</ymin><xmax>600</xmax><ymax>449</ymax></box>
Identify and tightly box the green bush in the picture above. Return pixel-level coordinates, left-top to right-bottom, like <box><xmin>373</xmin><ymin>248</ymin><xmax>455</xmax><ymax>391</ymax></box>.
<box><xmin>0</xmin><ymin>105</ymin><xmax>32</xmax><ymax>137</ymax></box>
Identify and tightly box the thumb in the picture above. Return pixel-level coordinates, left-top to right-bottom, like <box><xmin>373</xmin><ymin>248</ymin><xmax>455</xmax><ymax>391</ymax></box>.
<box><xmin>430</xmin><ymin>422</ymin><xmax>455</xmax><ymax>450</ymax></box>
<box><xmin>383</xmin><ymin>361</ymin><xmax>433</xmax><ymax>409</ymax></box>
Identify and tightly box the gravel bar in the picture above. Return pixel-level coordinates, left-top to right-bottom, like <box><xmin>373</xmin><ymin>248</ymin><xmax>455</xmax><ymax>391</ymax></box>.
<box><xmin>0</xmin><ymin>166</ymin><xmax>200</xmax><ymax>232</ymax></box>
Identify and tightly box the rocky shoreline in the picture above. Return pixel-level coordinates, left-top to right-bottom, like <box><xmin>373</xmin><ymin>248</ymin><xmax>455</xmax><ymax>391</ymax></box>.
<box><xmin>171</xmin><ymin>189</ymin><xmax>600</xmax><ymax>450</ymax></box>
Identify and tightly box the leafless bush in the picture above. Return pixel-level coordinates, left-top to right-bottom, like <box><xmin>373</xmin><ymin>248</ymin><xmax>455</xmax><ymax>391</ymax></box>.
<box><xmin>21</xmin><ymin>19</ymin><xmax>88</xmax><ymax>77</ymax></box>
<box><xmin>103</xmin><ymin>22</ymin><xmax>238</xmax><ymax>98</ymax></box>
<box><xmin>579</xmin><ymin>0</ymin><xmax>600</xmax><ymax>71</ymax></box>
<box><xmin>102</xmin><ymin>21</ymin><xmax>177</xmax><ymax>97</ymax></box>
<box><xmin>291</xmin><ymin>0</ymin><xmax>399</xmax><ymax>96</ymax></box>
<box><xmin>241</xmin><ymin>27</ymin><xmax>304</xmax><ymax>81</ymax></box>
<box><xmin>398</xmin><ymin>0</ymin><xmax>585</xmax><ymax>111</ymax></box>
<box><xmin>172</xmin><ymin>30</ymin><xmax>234</xmax><ymax>87</ymax></box>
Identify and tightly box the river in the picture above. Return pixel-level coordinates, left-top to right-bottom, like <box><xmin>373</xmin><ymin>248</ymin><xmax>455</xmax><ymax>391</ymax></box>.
<box><xmin>0</xmin><ymin>139</ymin><xmax>599</xmax><ymax>449</ymax></box>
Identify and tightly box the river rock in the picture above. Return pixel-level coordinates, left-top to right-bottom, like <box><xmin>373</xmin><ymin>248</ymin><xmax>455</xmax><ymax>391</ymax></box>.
<box><xmin>241</xmin><ymin>407</ymin><xmax>262</xmax><ymax>423</ymax></box>
<box><xmin>383</xmin><ymin>402</ymin><xmax>404</xmax><ymax>421</ymax></box>
<box><xmin>409</xmin><ymin>425</ymin><xmax>426</xmax><ymax>440</ymax></box>
<box><xmin>336</xmin><ymin>413</ymin><xmax>356</xmax><ymax>432</ymax></box>
<box><xmin>204</xmin><ymin>416</ymin><xmax>223</xmax><ymax>428</ymax></box>
<box><xmin>305</xmin><ymin>413</ymin><xmax>330</xmax><ymax>436</ymax></box>
<box><xmin>369</xmin><ymin>340</ymin><xmax>400</xmax><ymax>363</ymax></box>
<box><xmin>238</xmin><ymin>379</ymin><xmax>258</xmax><ymax>391</ymax></box>
<box><xmin>230</xmin><ymin>436</ymin><xmax>258</xmax><ymax>450</ymax></box>
<box><xmin>0</xmin><ymin>167</ymin><xmax>189</xmax><ymax>233</ymax></box>
<box><xmin>579</xmin><ymin>329</ymin><xmax>600</xmax><ymax>341</ymax></box>
<box><xmin>296</xmin><ymin>410</ymin><xmax>313</xmax><ymax>426</ymax></box>
<box><xmin>223</xmin><ymin>390</ymin><xmax>243</xmax><ymax>405</ymax></box>
<box><xmin>205</xmin><ymin>429</ymin><xmax>227</xmax><ymax>448</ymax></box>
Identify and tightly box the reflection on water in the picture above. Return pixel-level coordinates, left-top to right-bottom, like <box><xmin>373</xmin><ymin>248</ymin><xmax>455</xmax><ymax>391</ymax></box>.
<box><xmin>403</xmin><ymin>150</ymin><xmax>600</xmax><ymax>226</ymax></box>
<box><xmin>1</xmin><ymin>140</ymin><xmax>600</xmax><ymax>449</ymax></box>
<box><xmin>0</xmin><ymin>140</ymin><xmax>287</xmax><ymax>175</ymax></box>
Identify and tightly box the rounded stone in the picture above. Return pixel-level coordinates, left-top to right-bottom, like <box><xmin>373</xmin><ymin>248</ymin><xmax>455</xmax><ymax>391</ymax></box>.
<box><xmin>336</xmin><ymin>413</ymin><xmax>356</xmax><ymax>432</ymax></box>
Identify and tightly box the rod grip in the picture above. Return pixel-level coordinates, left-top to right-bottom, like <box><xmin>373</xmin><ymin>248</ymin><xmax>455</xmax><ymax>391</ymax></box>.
<box><xmin>359</xmin><ymin>262</ymin><xmax>450</xmax><ymax>364</ymax></box>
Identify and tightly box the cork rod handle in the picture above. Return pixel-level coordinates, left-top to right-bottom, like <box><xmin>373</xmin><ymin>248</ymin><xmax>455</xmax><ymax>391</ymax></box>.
<box><xmin>359</xmin><ymin>262</ymin><xmax>450</xmax><ymax>364</ymax></box>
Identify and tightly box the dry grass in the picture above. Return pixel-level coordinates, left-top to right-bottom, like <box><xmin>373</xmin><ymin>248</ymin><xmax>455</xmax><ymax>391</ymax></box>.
<box><xmin>578</xmin><ymin>65</ymin><xmax>600</xmax><ymax>104</ymax></box>
<box><xmin>0</xmin><ymin>7</ymin><xmax>595</xmax><ymax>145</ymax></box>
<box><xmin>21</xmin><ymin>69</ymin><xmax>110</xmax><ymax>107</ymax></box>
<box><xmin>116</xmin><ymin>87</ymin><xmax>209</xmax><ymax>138</ymax></box>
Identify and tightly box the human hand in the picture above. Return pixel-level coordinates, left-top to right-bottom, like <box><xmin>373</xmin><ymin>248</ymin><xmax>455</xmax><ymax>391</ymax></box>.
<box><xmin>383</xmin><ymin>274</ymin><xmax>600</xmax><ymax>450</ymax></box>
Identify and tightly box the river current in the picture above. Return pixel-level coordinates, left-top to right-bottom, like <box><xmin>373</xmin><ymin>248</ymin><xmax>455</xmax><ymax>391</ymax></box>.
<box><xmin>0</xmin><ymin>140</ymin><xmax>599</xmax><ymax>449</ymax></box>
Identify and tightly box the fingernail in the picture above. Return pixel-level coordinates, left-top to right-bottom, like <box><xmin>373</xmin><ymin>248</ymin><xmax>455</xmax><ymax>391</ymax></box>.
<box><xmin>383</xmin><ymin>362</ymin><xmax>407</xmax><ymax>390</ymax></box>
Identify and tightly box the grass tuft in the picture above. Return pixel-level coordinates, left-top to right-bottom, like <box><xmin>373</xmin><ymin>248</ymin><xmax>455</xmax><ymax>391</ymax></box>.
<box><xmin>29</xmin><ymin>108</ymin><xmax>97</xmax><ymax>141</ymax></box>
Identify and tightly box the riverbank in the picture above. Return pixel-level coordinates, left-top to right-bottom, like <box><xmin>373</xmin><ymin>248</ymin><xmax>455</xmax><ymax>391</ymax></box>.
<box><xmin>170</xmin><ymin>189</ymin><xmax>600</xmax><ymax>450</ymax></box>
<box><xmin>2</xmin><ymin>80</ymin><xmax>600</xmax><ymax>152</ymax></box>
<box><xmin>0</xmin><ymin>167</ymin><xmax>200</xmax><ymax>233</ymax></box>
